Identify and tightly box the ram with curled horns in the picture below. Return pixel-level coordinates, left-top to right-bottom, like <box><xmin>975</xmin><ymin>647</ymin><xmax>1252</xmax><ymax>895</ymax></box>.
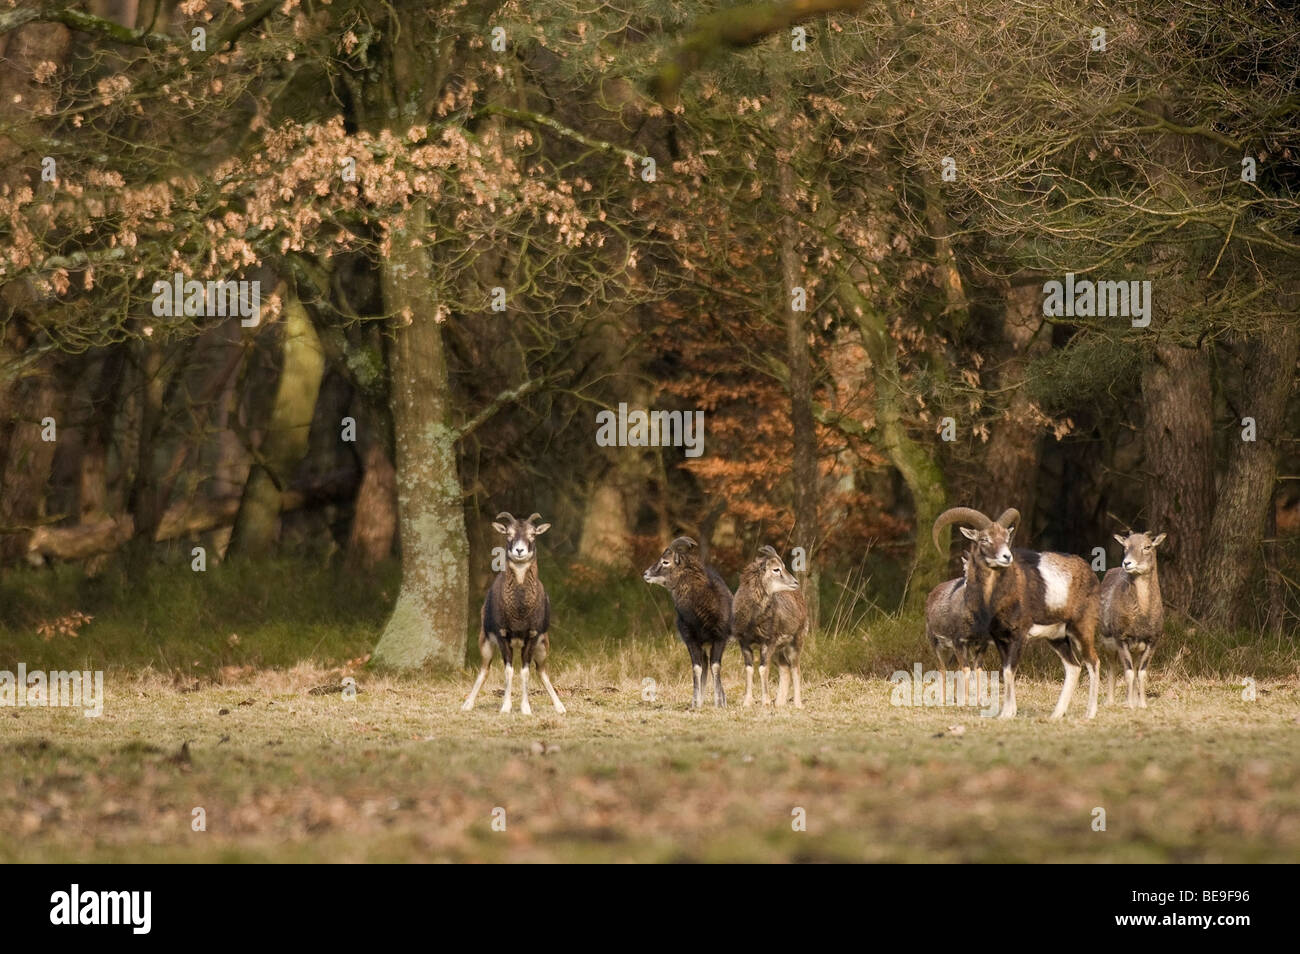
<box><xmin>932</xmin><ymin>506</ymin><xmax>1101</xmax><ymax>719</ymax></box>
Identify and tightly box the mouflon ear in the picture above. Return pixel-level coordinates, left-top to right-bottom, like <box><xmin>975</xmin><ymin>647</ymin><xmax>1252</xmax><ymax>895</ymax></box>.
<box><xmin>960</xmin><ymin>527</ymin><xmax>980</xmax><ymax>541</ymax></box>
<box><xmin>1113</xmin><ymin>533</ymin><xmax>1127</xmax><ymax>546</ymax></box>
<box><xmin>492</xmin><ymin>512</ymin><xmax>514</xmax><ymax>535</ymax></box>
<box><xmin>533</xmin><ymin>522</ymin><xmax>551</xmax><ymax>535</ymax></box>
<box><xmin>1150</xmin><ymin>533</ymin><xmax>1166</xmax><ymax>547</ymax></box>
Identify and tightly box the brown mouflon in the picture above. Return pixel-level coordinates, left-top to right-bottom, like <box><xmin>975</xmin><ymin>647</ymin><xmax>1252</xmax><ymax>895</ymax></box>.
<box><xmin>932</xmin><ymin>507</ymin><xmax>1101</xmax><ymax>719</ymax></box>
<box><xmin>643</xmin><ymin>536</ymin><xmax>733</xmax><ymax>708</ymax></box>
<box><xmin>462</xmin><ymin>512</ymin><xmax>565</xmax><ymax>715</ymax></box>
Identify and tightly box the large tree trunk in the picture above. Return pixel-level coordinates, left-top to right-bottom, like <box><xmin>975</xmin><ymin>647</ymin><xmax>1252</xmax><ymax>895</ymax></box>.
<box><xmin>346</xmin><ymin>402</ymin><xmax>398</xmax><ymax>571</ymax></box>
<box><xmin>578</xmin><ymin>479</ymin><xmax>633</xmax><ymax>568</ymax></box>
<box><xmin>577</xmin><ymin>327</ymin><xmax>650</xmax><ymax>571</ymax></box>
<box><xmin>371</xmin><ymin>199</ymin><xmax>469</xmax><ymax>670</ymax></box>
<box><xmin>229</xmin><ymin>285</ymin><xmax>325</xmax><ymax>556</ymax></box>
<box><xmin>1196</xmin><ymin>315</ymin><xmax>1300</xmax><ymax>627</ymax></box>
<box><xmin>838</xmin><ymin>274</ymin><xmax>948</xmax><ymax>607</ymax></box>
<box><xmin>779</xmin><ymin>159</ymin><xmax>820</xmax><ymax>630</ymax></box>
<box><xmin>979</xmin><ymin>282</ymin><xmax>1050</xmax><ymax>529</ymax></box>
<box><xmin>0</xmin><ymin>342</ymin><xmax>63</xmax><ymax>561</ymax></box>
<box><xmin>1141</xmin><ymin>341</ymin><xmax>1214</xmax><ymax>612</ymax></box>
<box><xmin>122</xmin><ymin>337</ymin><xmax>166</xmax><ymax>569</ymax></box>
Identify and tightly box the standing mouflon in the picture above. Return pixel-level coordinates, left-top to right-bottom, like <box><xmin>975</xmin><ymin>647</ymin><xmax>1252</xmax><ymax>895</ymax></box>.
<box><xmin>1100</xmin><ymin>531</ymin><xmax>1166</xmax><ymax>708</ymax></box>
<box><xmin>733</xmin><ymin>546</ymin><xmax>807</xmax><ymax>708</ymax></box>
<box><xmin>925</xmin><ymin>553</ymin><xmax>991</xmax><ymax>705</ymax></box>
<box><xmin>932</xmin><ymin>507</ymin><xmax>1101</xmax><ymax>719</ymax></box>
<box><xmin>462</xmin><ymin>512</ymin><xmax>565</xmax><ymax>715</ymax></box>
<box><xmin>643</xmin><ymin>536</ymin><xmax>733</xmax><ymax>708</ymax></box>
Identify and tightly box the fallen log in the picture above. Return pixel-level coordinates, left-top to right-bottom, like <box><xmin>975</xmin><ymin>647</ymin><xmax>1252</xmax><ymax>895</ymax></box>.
<box><xmin>27</xmin><ymin>471</ymin><xmax>356</xmax><ymax>561</ymax></box>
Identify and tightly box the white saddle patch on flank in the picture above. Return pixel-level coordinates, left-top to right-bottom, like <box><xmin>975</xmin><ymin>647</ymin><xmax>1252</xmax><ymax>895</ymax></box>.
<box><xmin>1027</xmin><ymin>622</ymin><xmax>1066</xmax><ymax>639</ymax></box>
<box><xmin>1039</xmin><ymin>556</ymin><xmax>1073</xmax><ymax>612</ymax></box>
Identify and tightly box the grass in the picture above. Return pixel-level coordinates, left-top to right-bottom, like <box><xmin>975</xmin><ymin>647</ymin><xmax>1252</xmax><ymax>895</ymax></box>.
<box><xmin>1</xmin><ymin>558</ymin><xmax>1298</xmax><ymax>862</ymax></box>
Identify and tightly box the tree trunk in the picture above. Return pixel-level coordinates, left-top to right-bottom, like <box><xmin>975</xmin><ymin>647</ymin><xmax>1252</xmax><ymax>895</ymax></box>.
<box><xmin>229</xmin><ymin>285</ymin><xmax>325</xmax><ymax>556</ymax></box>
<box><xmin>779</xmin><ymin>159</ymin><xmax>820</xmax><ymax>630</ymax></box>
<box><xmin>0</xmin><ymin>349</ymin><xmax>63</xmax><ymax>561</ymax></box>
<box><xmin>371</xmin><ymin>199</ymin><xmax>469</xmax><ymax>670</ymax></box>
<box><xmin>1197</xmin><ymin>317</ymin><xmax>1300</xmax><ymax>627</ymax></box>
<box><xmin>346</xmin><ymin>426</ymin><xmax>398</xmax><ymax>570</ymax></box>
<box><xmin>1141</xmin><ymin>341</ymin><xmax>1214</xmax><ymax>612</ymax></box>
<box><xmin>578</xmin><ymin>478</ymin><xmax>633</xmax><ymax>568</ymax></box>
<box><xmin>979</xmin><ymin>283</ymin><xmax>1049</xmax><ymax>529</ymax></box>
<box><xmin>122</xmin><ymin>338</ymin><xmax>166</xmax><ymax>569</ymax></box>
<box><xmin>838</xmin><ymin>274</ymin><xmax>948</xmax><ymax>607</ymax></box>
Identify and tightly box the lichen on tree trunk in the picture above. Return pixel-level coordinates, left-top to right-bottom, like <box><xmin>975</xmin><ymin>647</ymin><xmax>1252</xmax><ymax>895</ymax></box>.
<box><xmin>371</xmin><ymin>199</ymin><xmax>469</xmax><ymax>671</ymax></box>
<box><xmin>837</xmin><ymin>274</ymin><xmax>948</xmax><ymax>608</ymax></box>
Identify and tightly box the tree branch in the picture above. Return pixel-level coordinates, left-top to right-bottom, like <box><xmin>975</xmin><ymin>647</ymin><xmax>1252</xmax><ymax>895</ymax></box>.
<box><xmin>0</xmin><ymin>5</ymin><xmax>175</xmax><ymax>46</ymax></box>
<box><xmin>650</xmin><ymin>0</ymin><xmax>867</xmax><ymax>104</ymax></box>
<box><xmin>478</xmin><ymin>105</ymin><xmax>645</xmax><ymax>164</ymax></box>
<box><xmin>454</xmin><ymin>376</ymin><xmax>548</xmax><ymax>442</ymax></box>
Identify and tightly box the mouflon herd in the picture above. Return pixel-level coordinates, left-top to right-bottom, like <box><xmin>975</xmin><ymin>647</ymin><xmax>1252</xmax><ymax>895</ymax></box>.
<box><xmin>461</xmin><ymin>509</ymin><xmax>1166</xmax><ymax>718</ymax></box>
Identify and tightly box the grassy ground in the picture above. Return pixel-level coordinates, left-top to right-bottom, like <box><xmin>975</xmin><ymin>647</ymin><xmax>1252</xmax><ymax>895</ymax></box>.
<box><xmin>2</xmin><ymin>559</ymin><xmax>1298</xmax><ymax>862</ymax></box>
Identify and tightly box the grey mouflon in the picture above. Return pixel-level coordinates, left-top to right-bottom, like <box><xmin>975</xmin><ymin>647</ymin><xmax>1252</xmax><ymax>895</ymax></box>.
<box><xmin>733</xmin><ymin>545</ymin><xmax>808</xmax><ymax>708</ymax></box>
<box><xmin>462</xmin><ymin>512</ymin><xmax>565</xmax><ymax>715</ymax></box>
<box><xmin>643</xmin><ymin>536</ymin><xmax>733</xmax><ymax>708</ymax></box>
<box><xmin>1099</xmin><ymin>531</ymin><xmax>1166</xmax><ymax>708</ymax></box>
<box><xmin>925</xmin><ymin>552</ymin><xmax>991</xmax><ymax>705</ymax></box>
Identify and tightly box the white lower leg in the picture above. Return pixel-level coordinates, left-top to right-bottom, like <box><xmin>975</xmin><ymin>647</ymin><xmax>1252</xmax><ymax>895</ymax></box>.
<box><xmin>500</xmin><ymin>663</ymin><xmax>514</xmax><ymax>713</ymax></box>
<box><xmin>462</xmin><ymin>666</ymin><xmax>489</xmax><ymax>710</ymax></box>
<box><xmin>759</xmin><ymin>665</ymin><xmax>770</xmax><ymax>705</ymax></box>
<box><xmin>792</xmin><ymin>666</ymin><xmax>802</xmax><ymax>709</ymax></box>
<box><xmin>1138</xmin><ymin>669</ymin><xmax>1148</xmax><ymax>708</ymax></box>
<box><xmin>539</xmin><ymin>669</ymin><xmax>566</xmax><ymax>713</ymax></box>
<box><xmin>519</xmin><ymin>665</ymin><xmax>531</xmax><ymax>715</ymax></box>
<box><xmin>743</xmin><ymin>665</ymin><xmax>754</xmax><ymax>706</ymax></box>
<box><xmin>1084</xmin><ymin>661</ymin><xmax>1098</xmax><ymax>719</ymax></box>
<box><xmin>710</xmin><ymin>662</ymin><xmax>723</xmax><ymax>705</ymax></box>
<box><xmin>1124</xmin><ymin>669</ymin><xmax>1136</xmax><ymax>708</ymax></box>
<box><xmin>776</xmin><ymin>666</ymin><xmax>790</xmax><ymax>707</ymax></box>
<box><xmin>692</xmin><ymin>664</ymin><xmax>703</xmax><ymax>707</ymax></box>
<box><xmin>1051</xmin><ymin>661</ymin><xmax>1081</xmax><ymax>719</ymax></box>
<box><xmin>1000</xmin><ymin>666</ymin><xmax>1017</xmax><ymax>719</ymax></box>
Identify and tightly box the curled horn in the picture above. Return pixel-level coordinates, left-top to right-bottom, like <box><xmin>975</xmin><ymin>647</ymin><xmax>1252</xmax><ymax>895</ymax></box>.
<box><xmin>669</xmin><ymin>536</ymin><xmax>698</xmax><ymax>552</ymax></box>
<box><xmin>931</xmin><ymin>507</ymin><xmax>992</xmax><ymax>553</ymax></box>
<box><xmin>526</xmin><ymin>512</ymin><xmax>543</xmax><ymax>525</ymax></box>
<box><xmin>494</xmin><ymin>511</ymin><xmax>515</xmax><ymax>524</ymax></box>
<box><xmin>995</xmin><ymin>508</ymin><xmax>1020</xmax><ymax>529</ymax></box>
